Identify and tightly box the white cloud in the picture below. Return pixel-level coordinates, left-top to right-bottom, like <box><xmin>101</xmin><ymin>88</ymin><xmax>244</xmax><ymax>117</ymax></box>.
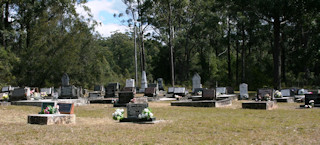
<box><xmin>76</xmin><ymin>0</ymin><xmax>129</xmax><ymax>37</ymax></box>
<box><xmin>95</xmin><ymin>23</ymin><xmax>129</xmax><ymax>37</ymax></box>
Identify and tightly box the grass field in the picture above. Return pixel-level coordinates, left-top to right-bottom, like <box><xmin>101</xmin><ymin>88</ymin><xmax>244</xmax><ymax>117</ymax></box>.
<box><xmin>0</xmin><ymin>101</ymin><xmax>320</xmax><ymax>144</ymax></box>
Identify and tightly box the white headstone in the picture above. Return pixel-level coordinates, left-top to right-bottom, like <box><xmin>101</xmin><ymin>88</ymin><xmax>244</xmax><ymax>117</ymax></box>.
<box><xmin>125</xmin><ymin>79</ymin><xmax>135</xmax><ymax>88</ymax></box>
<box><xmin>239</xmin><ymin>83</ymin><xmax>248</xmax><ymax>99</ymax></box>
<box><xmin>192</xmin><ymin>73</ymin><xmax>202</xmax><ymax>92</ymax></box>
<box><xmin>174</xmin><ymin>87</ymin><xmax>185</xmax><ymax>94</ymax></box>
<box><xmin>139</xmin><ymin>71</ymin><xmax>148</xmax><ymax>93</ymax></box>
<box><xmin>216</xmin><ymin>87</ymin><xmax>226</xmax><ymax>95</ymax></box>
<box><xmin>168</xmin><ymin>87</ymin><xmax>175</xmax><ymax>93</ymax></box>
<box><xmin>281</xmin><ymin>89</ymin><xmax>291</xmax><ymax>97</ymax></box>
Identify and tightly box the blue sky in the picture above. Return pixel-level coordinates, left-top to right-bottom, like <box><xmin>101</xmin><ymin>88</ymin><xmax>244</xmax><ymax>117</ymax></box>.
<box><xmin>76</xmin><ymin>0</ymin><xmax>130</xmax><ymax>37</ymax></box>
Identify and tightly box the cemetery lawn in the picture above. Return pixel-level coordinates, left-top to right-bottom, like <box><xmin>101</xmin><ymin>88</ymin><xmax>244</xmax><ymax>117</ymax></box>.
<box><xmin>1</xmin><ymin>101</ymin><xmax>320</xmax><ymax>144</ymax></box>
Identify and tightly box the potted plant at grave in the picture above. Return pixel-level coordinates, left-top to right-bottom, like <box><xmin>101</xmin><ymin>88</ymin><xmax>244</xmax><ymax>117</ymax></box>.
<box><xmin>274</xmin><ymin>90</ymin><xmax>282</xmax><ymax>98</ymax></box>
<box><xmin>138</xmin><ymin>108</ymin><xmax>154</xmax><ymax>121</ymax></box>
<box><xmin>112</xmin><ymin>109</ymin><xmax>124</xmax><ymax>120</ymax></box>
<box><xmin>39</xmin><ymin>105</ymin><xmax>59</xmax><ymax>114</ymax></box>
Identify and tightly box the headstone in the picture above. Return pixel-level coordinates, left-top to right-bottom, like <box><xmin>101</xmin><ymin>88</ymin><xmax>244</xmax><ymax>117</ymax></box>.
<box><xmin>148</xmin><ymin>83</ymin><xmax>158</xmax><ymax>91</ymax></box>
<box><xmin>202</xmin><ymin>89</ymin><xmax>215</xmax><ymax>100</ymax></box>
<box><xmin>168</xmin><ymin>87</ymin><xmax>175</xmax><ymax>94</ymax></box>
<box><xmin>145</xmin><ymin>87</ymin><xmax>156</xmax><ymax>97</ymax></box>
<box><xmin>192</xmin><ymin>73</ymin><xmax>202</xmax><ymax>92</ymax></box>
<box><xmin>1</xmin><ymin>86</ymin><xmax>14</xmax><ymax>92</ymax></box>
<box><xmin>239</xmin><ymin>83</ymin><xmax>249</xmax><ymax>99</ymax></box>
<box><xmin>118</xmin><ymin>91</ymin><xmax>134</xmax><ymax>104</ymax></box>
<box><xmin>226</xmin><ymin>87</ymin><xmax>234</xmax><ymax>94</ymax></box>
<box><xmin>140</xmin><ymin>71</ymin><xmax>148</xmax><ymax>93</ymax></box>
<box><xmin>10</xmin><ymin>87</ymin><xmax>30</xmax><ymax>101</ymax></box>
<box><xmin>257</xmin><ymin>88</ymin><xmax>274</xmax><ymax>100</ymax></box>
<box><xmin>173</xmin><ymin>87</ymin><xmax>186</xmax><ymax>94</ymax></box>
<box><xmin>125</xmin><ymin>79</ymin><xmax>135</xmax><ymax>88</ymax></box>
<box><xmin>60</xmin><ymin>85</ymin><xmax>78</xmax><ymax>99</ymax></box>
<box><xmin>216</xmin><ymin>87</ymin><xmax>226</xmax><ymax>95</ymax></box>
<box><xmin>127</xmin><ymin>103</ymin><xmax>149</xmax><ymax>119</ymax></box>
<box><xmin>61</xmin><ymin>73</ymin><xmax>70</xmax><ymax>86</ymax></box>
<box><xmin>94</xmin><ymin>85</ymin><xmax>105</xmax><ymax>91</ymax></box>
<box><xmin>57</xmin><ymin>103</ymin><xmax>74</xmax><ymax>114</ymax></box>
<box><xmin>281</xmin><ymin>89</ymin><xmax>293</xmax><ymax>97</ymax></box>
<box><xmin>157</xmin><ymin>78</ymin><xmax>164</xmax><ymax>91</ymax></box>
<box><xmin>40</xmin><ymin>88</ymin><xmax>53</xmax><ymax>96</ymax></box>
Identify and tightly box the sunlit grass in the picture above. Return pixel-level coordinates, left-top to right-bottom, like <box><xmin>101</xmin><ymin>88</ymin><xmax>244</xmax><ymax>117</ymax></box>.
<box><xmin>0</xmin><ymin>101</ymin><xmax>319</xmax><ymax>144</ymax></box>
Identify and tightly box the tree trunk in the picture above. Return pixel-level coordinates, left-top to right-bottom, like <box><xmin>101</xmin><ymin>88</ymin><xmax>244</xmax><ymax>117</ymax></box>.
<box><xmin>281</xmin><ymin>33</ymin><xmax>286</xmax><ymax>85</ymax></box>
<box><xmin>273</xmin><ymin>15</ymin><xmax>281</xmax><ymax>90</ymax></box>
<box><xmin>241</xmin><ymin>24</ymin><xmax>246</xmax><ymax>83</ymax></box>
<box><xmin>227</xmin><ymin>18</ymin><xmax>232</xmax><ymax>86</ymax></box>
<box><xmin>168</xmin><ymin>1</ymin><xmax>175</xmax><ymax>87</ymax></box>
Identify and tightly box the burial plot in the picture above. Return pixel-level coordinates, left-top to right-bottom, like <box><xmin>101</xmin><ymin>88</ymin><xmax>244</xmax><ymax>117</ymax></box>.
<box><xmin>139</xmin><ymin>71</ymin><xmax>148</xmax><ymax>93</ymax></box>
<box><xmin>59</xmin><ymin>74</ymin><xmax>80</xmax><ymax>99</ymax></box>
<box><xmin>120</xmin><ymin>98</ymin><xmax>156</xmax><ymax>123</ymax></box>
<box><xmin>192</xmin><ymin>73</ymin><xmax>202</xmax><ymax>93</ymax></box>
<box><xmin>242</xmin><ymin>88</ymin><xmax>276</xmax><ymax>110</ymax></box>
<box><xmin>303</xmin><ymin>94</ymin><xmax>320</xmax><ymax>107</ymax></box>
<box><xmin>239</xmin><ymin>83</ymin><xmax>249</xmax><ymax>100</ymax></box>
<box><xmin>114</xmin><ymin>91</ymin><xmax>134</xmax><ymax>107</ymax></box>
<box><xmin>173</xmin><ymin>87</ymin><xmax>187</xmax><ymax>97</ymax></box>
<box><xmin>216</xmin><ymin>87</ymin><xmax>237</xmax><ymax>100</ymax></box>
<box><xmin>172</xmin><ymin>88</ymin><xmax>232</xmax><ymax>107</ymax></box>
<box><xmin>40</xmin><ymin>88</ymin><xmax>53</xmax><ymax>99</ymax></box>
<box><xmin>28</xmin><ymin>102</ymin><xmax>76</xmax><ymax>125</ymax></box>
<box><xmin>274</xmin><ymin>89</ymin><xmax>295</xmax><ymax>103</ymax></box>
<box><xmin>89</xmin><ymin>85</ymin><xmax>105</xmax><ymax>98</ymax></box>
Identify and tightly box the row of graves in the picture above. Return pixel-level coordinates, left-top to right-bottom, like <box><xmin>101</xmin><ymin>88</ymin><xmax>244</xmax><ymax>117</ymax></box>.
<box><xmin>88</xmin><ymin>83</ymin><xmax>120</xmax><ymax>104</ymax></box>
<box><xmin>0</xmin><ymin>73</ymin><xmax>88</xmax><ymax>107</ymax></box>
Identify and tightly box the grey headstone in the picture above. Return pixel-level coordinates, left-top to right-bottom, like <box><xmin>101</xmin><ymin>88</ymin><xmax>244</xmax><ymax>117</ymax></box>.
<box><xmin>216</xmin><ymin>87</ymin><xmax>226</xmax><ymax>95</ymax></box>
<box><xmin>258</xmin><ymin>88</ymin><xmax>274</xmax><ymax>99</ymax></box>
<box><xmin>192</xmin><ymin>73</ymin><xmax>202</xmax><ymax>92</ymax></box>
<box><xmin>127</xmin><ymin>103</ymin><xmax>148</xmax><ymax>118</ymax></box>
<box><xmin>61</xmin><ymin>73</ymin><xmax>70</xmax><ymax>86</ymax></box>
<box><xmin>2</xmin><ymin>86</ymin><xmax>14</xmax><ymax>92</ymax></box>
<box><xmin>281</xmin><ymin>89</ymin><xmax>291</xmax><ymax>97</ymax></box>
<box><xmin>40</xmin><ymin>88</ymin><xmax>52</xmax><ymax>95</ymax></box>
<box><xmin>239</xmin><ymin>83</ymin><xmax>248</xmax><ymax>99</ymax></box>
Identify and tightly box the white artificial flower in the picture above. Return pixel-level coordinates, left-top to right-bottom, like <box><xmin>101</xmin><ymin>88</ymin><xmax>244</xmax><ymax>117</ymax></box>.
<box><xmin>138</xmin><ymin>114</ymin><xmax>142</xmax><ymax>119</ymax></box>
<box><xmin>149</xmin><ymin>113</ymin><xmax>153</xmax><ymax>117</ymax></box>
<box><xmin>144</xmin><ymin>108</ymin><xmax>149</xmax><ymax>112</ymax></box>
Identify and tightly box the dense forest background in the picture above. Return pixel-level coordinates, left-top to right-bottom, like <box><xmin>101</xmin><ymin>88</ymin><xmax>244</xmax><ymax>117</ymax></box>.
<box><xmin>0</xmin><ymin>0</ymin><xmax>319</xmax><ymax>90</ymax></box>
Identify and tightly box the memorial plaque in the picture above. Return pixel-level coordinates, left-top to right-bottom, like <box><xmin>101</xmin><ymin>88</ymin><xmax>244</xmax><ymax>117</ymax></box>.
<box><xmin>216</xmin><ymin>87</ymin><xmax>226</xmax><ymax>95</ymax></box>
<box><xmin>202</xmin><ymin>89</ymin><xmax>215</xmax><ymax>100</ymax></box>
<box><xmin>41</xmin><ymin>102</ymin><xmax>55</xmax><ymax>112</ymax></box>
<box><xmin>127</xmin><ymin>103</ymin><xmax>148</xmax><ymax>118</ymax></box>
<box><xmin>40</xmin><ymin>88</ymin><xmax>52</xmax><ymax>96</ymax></box>
<box><xmin>118</xmin><ymin>91</ymin><xmax>134</xmax><ymax>104</ymax></box>
<box><xmin>2</xmin><ymin>86</ymin><xmax>13</xmax><ymax>92</ymax></box>
<box><xmin>57</xmin><ymin>103</ymin><xmax>74</xmax><ymax>114</ymax></box>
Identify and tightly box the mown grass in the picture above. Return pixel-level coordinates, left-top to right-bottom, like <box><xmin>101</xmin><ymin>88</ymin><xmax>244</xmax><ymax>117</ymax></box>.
<box><xmin>0</xmin><ymin>101</ymin><xmax>320</xmax><ymax>144</ymax></box>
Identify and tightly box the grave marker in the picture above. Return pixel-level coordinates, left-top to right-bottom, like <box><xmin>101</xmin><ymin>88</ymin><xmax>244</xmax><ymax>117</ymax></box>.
<box><xmin>202</xmin><ymin>89</ymin><xmax>215</xmax><ymax>100</ymax></box>
<box><xmin>57</xmin><ymin>103</ymin><xmax>74</xmax><ymax>114</ymax></box>
<box><xmin>192</xmin><ymin>73</ymin><xmax>202</xmax><ymax>92</ymax></box>
<box><xmin>239</xmin><ymin>83</ymin><xmax>248</xmax><ymax>99</ymax></box>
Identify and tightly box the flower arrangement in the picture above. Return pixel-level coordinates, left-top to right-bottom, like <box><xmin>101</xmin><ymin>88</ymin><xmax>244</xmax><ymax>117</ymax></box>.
<box><xmin>39</xmin><ymin>105</ymin><xmax>59</xmax><ymax>114</ymax></box>
<box><xmin>40</xmin><ymin>92</ymin><xmax>48</xmax><ymax>97</ymax></box>
<box><xmin>112</xmin><ymin>109</ymin><xmax>124</xmax><ymax>120</ymax></box>
<box><xmin>138</xmin><ymin>108</ymin><xmax>154</xmax><ymax>120</ymax></box>
<box><xmin>263</xmin><ymin>94</ymin><xmax>271</xmax><ymax>101</ymax></box>
<box><xmin>2</xmin><ymin>93</ymin><xmax>9</xmax><ymax>101</ymax></box>
<box><xmin>274</xmin><ymin>90</ymin><xmax>282</xmax><ymax>98</ymax></box>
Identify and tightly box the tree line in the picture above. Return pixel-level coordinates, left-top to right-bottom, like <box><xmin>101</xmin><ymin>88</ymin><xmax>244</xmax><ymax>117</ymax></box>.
<box><xmin>0</xmin><ymin>0</ymin><xmax>319</xmax><ymax>90</ymax></box>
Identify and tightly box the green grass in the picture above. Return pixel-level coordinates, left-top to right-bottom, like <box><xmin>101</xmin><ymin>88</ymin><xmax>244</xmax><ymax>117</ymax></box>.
<box><xmin>0</xmin><ymin>101</ymin><xmax>320</xmax><ymax>144</ymax></box>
